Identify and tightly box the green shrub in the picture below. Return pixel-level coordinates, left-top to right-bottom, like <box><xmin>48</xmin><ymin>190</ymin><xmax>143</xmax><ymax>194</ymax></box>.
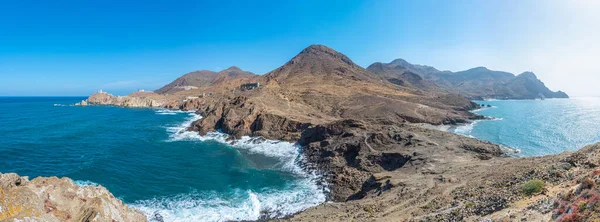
<box><xmin>465</xmin><ymin>202</ymin><xmax>475</xmax><ymax>208</ymax></box>
<box><xmin>521</xmin><ymin>179</ymin><xmax>545</xmax><ymax>195</ymax></box>
<box><xmin>579</xmin><ymin>201</ymin><xmax>587</xmax><ymax>211</ymax></box>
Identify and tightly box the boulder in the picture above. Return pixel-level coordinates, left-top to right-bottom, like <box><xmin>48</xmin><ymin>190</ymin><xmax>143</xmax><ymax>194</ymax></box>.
<box><xmin>0</xmin><ymin>172</ymin><xmax>146</xmax><ymax>221</ymax></box>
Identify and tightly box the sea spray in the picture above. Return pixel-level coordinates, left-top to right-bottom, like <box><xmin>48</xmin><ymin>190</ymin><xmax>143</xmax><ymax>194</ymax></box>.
<box><xmin>132</xmin><ymin>110</ymin><xmax>328</xmax><ymax>221</ymax></box>
<box><xmin>74</xmin><ymin>180</ymin><xmax>99</xmax><ymax>187</ymax></box>
<box><xmin>155</xmin><ymin>108</ymin><xmax>193</xmax><ymax>115</ymax></box>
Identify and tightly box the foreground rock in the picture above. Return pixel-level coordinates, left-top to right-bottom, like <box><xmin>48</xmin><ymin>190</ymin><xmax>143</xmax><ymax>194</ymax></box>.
<box><xmin>278</xmin><ymin>143</ymin><xmax>600</xmax><ymax>221</ymax></box>
<box><xmin>0</xmin><ymin>172</ymin><xmax>146</xmax><ymax>222</ymax></box>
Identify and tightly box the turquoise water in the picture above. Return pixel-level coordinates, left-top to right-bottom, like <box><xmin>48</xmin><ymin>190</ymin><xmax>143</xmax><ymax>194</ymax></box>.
<box><xmin>0</xmin><ymin>97</ymin><xmax>325</xmax><ymax>221</ymax></box>
<box><xmin>452</xmin><ymin>98</ymin><xmax>600</xmax><ymax>156</ymax></box>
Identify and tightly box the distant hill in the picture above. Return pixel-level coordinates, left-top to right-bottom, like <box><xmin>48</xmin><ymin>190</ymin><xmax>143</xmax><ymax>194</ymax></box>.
<box><xmin>368</xmin><ymin>59</ymin><xmax>568</xmax><ymax>100</ymax></box>
<box><xmin>367</xmin><ymin>59</ymin><xmax>440</xmax><ymax>90</ymax></box>
<box><xmin>155</xmin><ymin>66</ymin><xmax>255</xmax><ymax>94</ymax></box>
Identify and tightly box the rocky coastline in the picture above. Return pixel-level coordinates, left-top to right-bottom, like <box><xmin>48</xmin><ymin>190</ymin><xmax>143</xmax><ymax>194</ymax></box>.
<box><xmin>6</xmin><ymin>45</ymin><xmax>593</xmax><ymax>221</ymax></box>
<box><xmin>73</xmin><ymin>93</ymin><xmax>600</xmax><ymax>221</ymax></box>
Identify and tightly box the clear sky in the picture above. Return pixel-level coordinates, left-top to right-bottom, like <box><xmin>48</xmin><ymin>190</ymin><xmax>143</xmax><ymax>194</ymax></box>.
<box><xmin>1</xmin><ymin>0</ymin><xmax>598</xmax><ymax>96</ymax></box>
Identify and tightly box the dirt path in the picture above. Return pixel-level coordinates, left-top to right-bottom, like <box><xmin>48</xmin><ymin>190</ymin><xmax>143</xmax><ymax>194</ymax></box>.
<box><xmin>364</xmin><ymin>132</ymin><xmax>377</xmax><ymax>153</ymax></box>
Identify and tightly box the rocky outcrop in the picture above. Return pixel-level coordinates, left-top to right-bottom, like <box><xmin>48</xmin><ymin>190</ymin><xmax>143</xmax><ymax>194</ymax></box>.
<box><xmin>298</xmin><ymin>119</ymin><xmax>504</xmax><ymax>202</ymax></box>
<box><xmin>189</xmin><ymin>96</ymin><xmax>311</xmax><ymax>141</ymax></box>
<box><xmin>74</xmin><ymin>100</ymin><xmax>88</xmax><ymax>106</ymax></box>
<box><xmin>0</xmin><ymin>172</ymin><xmax>146</xmax><ymax>222</ymax></box>
<box><xmin>87</xmin><ymin>92</ymin><xmax>164</xmax><ymax>108</ymax></box>
<box><xmin>281</xmin><ymin>141</ymin><xmax>600</xmax><ymax>221</ymax></box>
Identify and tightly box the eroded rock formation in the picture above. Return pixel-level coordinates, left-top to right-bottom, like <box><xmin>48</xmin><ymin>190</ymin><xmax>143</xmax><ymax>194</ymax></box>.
<box><xmin>0</xmin><ymin>172</ymin><xmax>146</xmax><ymax>222</ymax></box>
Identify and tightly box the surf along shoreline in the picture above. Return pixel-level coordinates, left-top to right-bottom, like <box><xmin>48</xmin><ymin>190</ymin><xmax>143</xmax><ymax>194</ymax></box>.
<box><xmin>78</xmin><ymin>97</ymin><xmax>507</xmax><ymax>220</ymax></box>
<box><xmin>11</xmin><ymin>95</ymin><xmax>600</xmax><ymax>221</ymax></box>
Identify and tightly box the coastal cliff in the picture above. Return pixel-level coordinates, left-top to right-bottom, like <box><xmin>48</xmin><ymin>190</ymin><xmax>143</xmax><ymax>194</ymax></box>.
<box><xmin>59</xmin><ymin>44</ymin><xmax>595</xmax><ymax>221</ymax></box>
<box><xmin>87</xmin><ymin>91</ymin><xmax>165</xmax><ymax>108</ymax></box>
<box><xmin>0</xmin><ymin>172</ymin><xmax>146</xmax><ymax>221</ymax></box>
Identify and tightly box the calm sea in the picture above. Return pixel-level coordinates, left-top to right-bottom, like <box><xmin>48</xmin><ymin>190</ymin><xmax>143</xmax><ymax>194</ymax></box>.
<box><xmin>453</xmin><ymin>98</ymin><xmax>600</xmax><ymax>156</ymax></box>
<box><xmin>0</xmin><ymin>97</ymin><xmax>325</xmax><ymax>221</ymax></box>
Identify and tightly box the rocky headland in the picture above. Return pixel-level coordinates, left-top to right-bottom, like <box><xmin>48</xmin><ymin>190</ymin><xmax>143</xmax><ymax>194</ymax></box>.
<box><xmin>8</xmin><ymin>44</ymin><xmax>593</xmax><ymax>221</ymax></box>
<box><xmin>87</xmin><ymin>91</ymin><xmax>166</xmax><ymax>108</ymax></box>
<box><xmin>0</xmin><ymin>172</ymin><xmax>146</xmax><ymax>221</ymax></box>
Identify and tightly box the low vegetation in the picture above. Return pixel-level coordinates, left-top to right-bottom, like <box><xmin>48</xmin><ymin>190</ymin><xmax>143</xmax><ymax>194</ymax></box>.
<box><xmin>521</xmin><ymin>179</ymin><xmax>545</xmax><ymax>195</ymax></box>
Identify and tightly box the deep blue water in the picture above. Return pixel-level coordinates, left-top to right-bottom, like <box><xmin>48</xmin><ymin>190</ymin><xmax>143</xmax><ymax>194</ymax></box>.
<box><xmin>0</xmin><ymin>97</ymin><xmax>325</xmax><ymax>221</ymax></box>
<box><xmin>452</xmin><ymin>98</ymin><xmax>600</xmax><ymax>156</ymax></box>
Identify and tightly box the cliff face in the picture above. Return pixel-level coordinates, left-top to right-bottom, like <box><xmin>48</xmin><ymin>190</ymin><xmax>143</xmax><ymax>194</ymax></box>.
<box><xmin>87</xmin><ymin>91</ymin><xmax>165</xmax><ymax>107</ymax></box>
<box><xmin>297</xmin><ymin>119</ymin><xmax>504</xmax><ymax>202</ymax></box>
<box><xmin>0</xmin><ymin>172</ymin><xmax>146</xmax><ymax>222</ymax></box>
<box><xmin>368</xmin><ymin>60</ymin><xmax>569</xmax><ymax>100</ymax></box>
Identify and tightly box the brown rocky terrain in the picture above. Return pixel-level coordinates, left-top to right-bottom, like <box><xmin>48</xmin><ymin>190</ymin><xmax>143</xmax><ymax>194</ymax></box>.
<box><xmin>0</xmin><ymin>172</ymin><xmax>146</xmax><ymax>221</ymax></box>
<box><xmin>184</xmin><ymin>45</ymin><xmax>483</xmax><ymax>142</ymax></box>
<box><xmin>282</xmin><ymin>143</ymin><xmax>600</xmax><ymax>221</ymax></box>
<box><xmin>155</xmin><ymin>66</ymin><xmax>256</xmax><ymax>94</ymax></box>
<box><xmin>69</xmin><ymin>44</ymin><xmax>595</xmax><ymax>221</ymax></box>
<box><xmin>87</xmin><ymin>91</ymin><xmax>167</xmax><ymax>108</ymax></box>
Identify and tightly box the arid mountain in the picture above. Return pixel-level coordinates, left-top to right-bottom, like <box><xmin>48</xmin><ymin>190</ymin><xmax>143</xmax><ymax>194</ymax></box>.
<box><xmin>155</xmin><ymin>66</ymin><xmax>256</xmax><ymax>94</ymax></box>
<box><xmin>83</xmin><ymin>44</ymin><xmax>595</xmax><ymax>221</ymax></box>
<box><xmin>502</xmin><ymin>71</ymin><xmax>569</xmax><ymax>99</ymax></box>
<box><xmin>367</xmin><ymin>59</ymin><xmax>440</xmax><ymax>90</ymax></box>
<box><xmin>368</xmin><ymin>59</ymin><xmax>569</xmax><ymax>100</ymax></box>
<box><xmin>265</xmin><ymin>45</ymin><xmax>379</xmax><ymax>83</ymax></box>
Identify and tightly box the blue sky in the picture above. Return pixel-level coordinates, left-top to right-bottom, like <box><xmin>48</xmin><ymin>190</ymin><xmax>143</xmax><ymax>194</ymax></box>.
<box><xmin>1</xmin><ymin>0</ymin><xmax>599</xmax><ymax>96</ymax></box>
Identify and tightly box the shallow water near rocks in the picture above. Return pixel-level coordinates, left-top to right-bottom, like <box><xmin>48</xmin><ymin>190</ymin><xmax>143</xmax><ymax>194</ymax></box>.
<box><xmin>0</xmin><ymin>97</ymin><xmax>326</xmax><ymax>221</ymax></box>
<box><xmin>452</xmin><ymin>98</ymin><xmax>600</xmax><ymax>156</ymax></box>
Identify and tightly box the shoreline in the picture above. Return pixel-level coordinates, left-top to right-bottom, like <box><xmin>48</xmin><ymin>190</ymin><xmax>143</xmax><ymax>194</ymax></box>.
<box><xmin>146</xmin><ymin>110</ymin><xmax>329</xmax><ymax>221</ymax></box>
<box><xmin>14</xmin><ymin>95</ymin><xmax>595</xmax><ymax>221</ymax></box>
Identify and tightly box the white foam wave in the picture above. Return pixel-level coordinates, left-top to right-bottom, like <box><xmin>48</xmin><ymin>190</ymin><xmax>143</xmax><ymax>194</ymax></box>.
<box><xmin>155</xmin><ymin>109</ymin><xmax>192</xmax><ymax>115</ymax></box>
<box><xmin>454</xmin><ymin>117</ymin><xmax>503</xmax><ymax>136</ymax></box>
<box><xmin>136</xmin><ymin>111</ymin><xmax>327</xmax><ymax>221</ymax></box>
<box><xmin>74</xmin><ymin>180</ymin><xmax>99</xmax><ymax>187</ymax></box>
<box><xmin>133</xmin><ymin>181</ymin><xmax>325</xmax><ymax>222</ymax></box>
<box><xmin>53</xmin><ymin>104</ymin><xmax>75</xmax><ymax>107</ymax></box>
<box><xmin>165</xmin><ymin>112</ymin><xmax>203</xmax><ymax>141</ymax></box>
<box><xmin>453</xmin><ymin>120</ymin><xmax>480</xmax><ymax>136</ymax></box>
<box><xmin>473</xmin><ymin>106</ymin><xmax>498</xmax><ymax>112</ymax></box>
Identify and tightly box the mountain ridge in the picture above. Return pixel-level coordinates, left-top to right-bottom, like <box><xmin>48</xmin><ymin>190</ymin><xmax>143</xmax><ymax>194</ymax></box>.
<box><xmin>368</xmin><ymin>59</ymin><xmax>568</xmax><ymax>100</ymax></box>
<box><xmin>154</xmin><ymin>66</ymin><xmax>256</xmax><ymax>94</ymax></box>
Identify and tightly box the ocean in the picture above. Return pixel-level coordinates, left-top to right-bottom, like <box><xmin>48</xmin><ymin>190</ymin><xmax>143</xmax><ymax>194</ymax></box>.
<box><xmin>452</xmin><ymin>98</ymin><xmax>600</xmax><ymax>156</ymax></box>
<box><xmin>0</xmin><ymin>97</ymin><xmax>326</xmax><ymax>221</ymax></box>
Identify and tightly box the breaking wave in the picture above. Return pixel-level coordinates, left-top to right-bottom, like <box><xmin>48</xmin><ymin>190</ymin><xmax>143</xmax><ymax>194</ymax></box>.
<box><xmin>155</xmin><ymin>108</ymin><xmax>192</xmax><ymax>115</ymax></box>
<box><xmin>452</xmin><ymin>117</ymin><xmax>503</xmax><ymax>137</ymax></box>
<box><xmin>134</xmin><ymin>111</ymin><xmax>327</xmax><ymax>221</ymax></box>
<box><xmin>74</xmin><ymin>180</ymin><xmax>99</xmax><ymax>187</ymax></box>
